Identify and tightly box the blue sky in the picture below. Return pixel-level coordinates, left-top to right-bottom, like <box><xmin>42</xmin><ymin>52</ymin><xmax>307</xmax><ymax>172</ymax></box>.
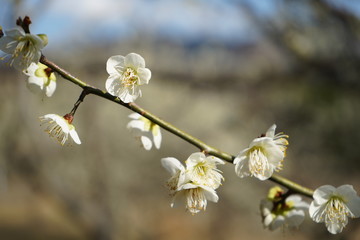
<box><xmin>1</xmin><ymin>0</ymin><xmax>256</xmax><ymax>46</ymax></box>
<box><xmin>1</xmin><ymin>0</ymin><xmax>360</xmax><ymax>48</ymax></box>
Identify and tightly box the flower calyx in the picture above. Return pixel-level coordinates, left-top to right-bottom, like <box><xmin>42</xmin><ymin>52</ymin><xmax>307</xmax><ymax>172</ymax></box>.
<box><xmin>63</xmin><ymin>113</ymin><xmax>74</xmax><ymax>124</ymax></box>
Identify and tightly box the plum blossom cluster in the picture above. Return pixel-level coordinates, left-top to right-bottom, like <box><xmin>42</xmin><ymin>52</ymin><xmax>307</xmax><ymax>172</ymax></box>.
<box><xmin>2</xmin><ymin>16</ymin><xmax>360</xmax><ymax>236</ymax></box>
<box><xmin>161</xmin><ymin>152</ymin><xmax>224</xmax><ymax>214</ymax></box>
<box><xmin>0</xmin><ymin>17</ymin><xmax>56</xmax><ymax>99</ymax></box>
<box><xmin>1</xmin><ymin>18</ymin><xmax>155</xmax><ymax>146</ymax></box>
<box><xmin>0</xmin><ymin>17</ymin><xmax>79</xmax><ymax>145</ymax></box>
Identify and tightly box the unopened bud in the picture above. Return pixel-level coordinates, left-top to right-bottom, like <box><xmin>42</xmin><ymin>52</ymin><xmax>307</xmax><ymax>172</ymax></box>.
<box><xmin>16</xmin><ymin>16</ymin><xmax>32</xmax><ymax>33</ymax></box>
<box><xmin>16</xmin><ymin>17</ymin><xmax>22</xmax><ymax>26</ymax></box>
<box><xmin>23</xmin><ymin>16</ymin><xmax>32</xmax><ymax>26</ymax></box>
<box><xmin>0</xmin><ymin>26</ymin><xmax>3</xmax><ymax>38</ymax></box>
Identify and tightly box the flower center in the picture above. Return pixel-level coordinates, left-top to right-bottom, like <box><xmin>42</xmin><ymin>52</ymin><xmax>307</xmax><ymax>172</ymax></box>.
<box><xmin>12</xmin><ymin>36</ymin><xmax>36</xmax><ymax>65</ymax></box>
<box><xmin>186</xmin><ymin>187</ymin><xmax>207</xmax><ymax>214</ymax></box>
<box><xmin>40</xmin><ymin>117</ymin><xmax>69</xmax><ymax>146</ymax></box>
<box><xmin>324</xmin><ymin>197</ymin><xmax>353</xmax><ymax>226</ymax></box>
<box><xmin>195</xmin><ymin>163</ymin><xmax>207</xmax><ymax>176</ymax></box>
<box><xmin>121</xmin><ymin>68</ymin><xmax>138</xmax><ymax>88</ymax></box>
<box><xmin>187</xmin><ymin>161</ymin><xmax>223</xmax><ymax>189</ymax></box>
<box><xmin>248</xmin><ymin>147</ymin><xmax>269</xmax><ymax>176</ymax></box>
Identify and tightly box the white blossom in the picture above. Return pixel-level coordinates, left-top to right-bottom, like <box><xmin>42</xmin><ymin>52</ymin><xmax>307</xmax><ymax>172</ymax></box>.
<box><xmin>234</xmin><ymin>124</ymin><xmax>288</xmax><ymax>180</ymax></box>
<box><xmin>177</xmin><ymin>183</ymin><xmax>219</xmax><ymax>215</ymax></box>
<box><xmin>309</xmin><ymin>184</ymin><xmax>360</xmax><ymax>234</ymax></box>
<box><xmin>39</xmin><ymin>114</ymin><xmax>81</xmax><ymax>145</ymax></box>
<box><xmin>127</xmin><ymin>113</ymin><xmax>161</xmax><ymax>150</ymax></box>
<box><xmin>0</xmin><ymin>28</ymin><xmax>47</xmax><ymax>70</ymax></box>
<box><xmin>185</xmin><ymin>152</ymin><xmax>224</xmax><ymax>189</ymax></box>
<box><xmin>23</xmin><ymin>62</ymin><xmax>56</xmax><ymax>97</ymax></box>
<box><xmin>161</xmin><ymin>153</ymin><xmax>224</xmax><ymax>214</ymax></box>
<box><xmin>105</xmin><ymin>53</ymin><xmax>151</xmax><ymax>103</ymax></box>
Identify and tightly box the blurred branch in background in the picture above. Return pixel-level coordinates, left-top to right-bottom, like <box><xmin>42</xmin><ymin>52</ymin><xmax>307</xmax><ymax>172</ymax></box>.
<box><xmin>1</xmin><ymin>0</ymin><xmax>360</xmax><ymax>239</ymax></box>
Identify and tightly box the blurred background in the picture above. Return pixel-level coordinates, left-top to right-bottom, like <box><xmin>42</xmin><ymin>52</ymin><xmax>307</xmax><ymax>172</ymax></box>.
<box><xmin>1</xmin><ymin>0</ymin><xmax>360</xmax><ymax>239</ymax></box>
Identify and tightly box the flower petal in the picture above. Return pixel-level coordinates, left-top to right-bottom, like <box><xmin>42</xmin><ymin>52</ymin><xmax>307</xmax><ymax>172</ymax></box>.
<box><xmin>69</xmin><ymin>129</ymin><xmax>81</xmax><ymax>144</ymax></box>
<box><xmin>264</xmin><ymin>214</ymin><xmax>274</xmax><ymax>228</ymax></box>
<box><xmin>327</xmin><ymin>222</ymin><xmax>343</xmax><ymax>234</ymax></box>
<box><xmin>106</xmin><ymin>55</ymin><xmax>125</xmax><ymax>75</ymax></box>
<box><xmin>5</xmin><ymin>28</ymin><xmax>25</xmax><ymax>38</ymax></box>
<box><xmin>313</xmin><ymin>185</ymin><xmax>336</xmax><ymax>204</ymax></box>
<box><xmin>137</xmin><ymin>67</ymin><xmax>151</xmax><ymax>84</ymax></box>
<box><xmin>287</xmin><ymin>196</ymin><xmax>309</xmax><ymax>211</ymax></box>
<box><xmin>105</xmin><ymin>75</ymin><xmax>121</xmax><ymax>96</ymax></box>
<box><xmin>336</xmin><ymin>185</ymin><xmax>358</xmax><ymax>201</ymax></box>
<box><xmin>152</xmin><ymin>125</ymin><xmax>162</xmax><ymax>149</ymax></box>
<box><xmin>23</xmin><ymin>62</ymin><xmax>38</xmax><ymax>75</ymax></box>
<box><xmin>140</xmin><ymin>135</ymin><xmax>152</xmax><ymax>150</ymax></box>
<box><xmin>127</xmin><ymin>119</ymin><xmax>145</xmax><ymax>131</ymax></box>
<box><xmin>119</xmin><ymin>88</ymin><xmax>138</xmax><ymax>103</ymax></box>
<box><xmin>309</xmin><ymin>200</ymin><xmax>326</xmax><ymax>223</ymax></box>
<box><xmin>270</xmin><ymin>216</ymin><xmax>285</xmax><ymax>230</ymax></box>
<box><xmin>234</xmin><ymin>155</ymin><xmax>250</xmax><ymax>178</ymax></box>
<box><xmin>161</xmin><ymin>157</ymin><xmax>184</xmax><ymax>175</ymax></box>
<box><xmin>186</xmin><ymin>152</ymin><xmax>206</xmax><ymax>168</ymax></box>
<box><xmin>46</xmin><ymin>80</ymin><xmax>56</xmax><ymax>97</ymax></box>
<box><xmin>201</xmin><ymin>186</ymin><xmax>219</xmax><ymax>203</ymax></box>
<box><xmin>125</xmin><ymin>53</ymin><xmax>145</xmax><ymax>68</ymax></box>
<box><xmin>128</xmin><ymin>112</ymin><xmax>141</xmax><ymax>120</ymax></box>
<box><xmin>265</xmin><ymin>124</ymin><xmax>277</xmax><ymax>138</ymax></box>
<box><xmin>286</xmin><ymin>210</ymin><xmax>305</xmax><ymax>228</ymax></box>
<box><xmin>27</xmin><ymin>75</ymin><xmax>44</xmax><ymax>89</ymax></box>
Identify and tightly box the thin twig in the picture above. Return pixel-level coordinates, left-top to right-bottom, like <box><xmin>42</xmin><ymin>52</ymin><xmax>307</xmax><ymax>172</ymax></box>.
<box><xmin>40</xmin><ymin>55</ymin><xmax>314</xmax><ymax>198</ymax></box>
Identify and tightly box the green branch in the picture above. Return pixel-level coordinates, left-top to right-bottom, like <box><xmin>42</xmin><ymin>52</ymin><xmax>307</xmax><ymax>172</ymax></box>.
<box><xmin>40</xmin><ymin>55</ymin><xmax>314</xmax><ymax>199</ymax></box>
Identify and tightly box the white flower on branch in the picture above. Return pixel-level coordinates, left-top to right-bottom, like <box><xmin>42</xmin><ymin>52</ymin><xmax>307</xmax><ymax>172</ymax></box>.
<box><xmin>39</xmin><ymin>114</ymin><xmax>81</xmax><ymax>145</ymax></box>
<box><xmin>261</xmin><ymin>186</ymin><xmax>309</xmax><ymax>231</ymax></box>
<box><xmin>105</xmin><ymin>53</ymin><xmax>151</xmax><ymax>103</ymax></box>
<box><xmin>176</xmin><ymin>183</ymin><xmax>219</xmax><ymax>215</ymax></box>
<box><xmin>234</xmin><ymin>124</ymin><xmax>288</xmax><ymax>180</ymax></box>
<box><xmin>161</xmin><ymin>153</ymin><xmax>224</xmax><ymax>214</ymax></box>
<box><xmin>309</xmin><ymin>184</ymin><xmax>360</xmax><ymax>234</ymax></box>
<box><xmin>127</xmin><ymin>113</ymin><xmax>161</xmax><ymax>150</ymax></box>
<box><xmin>23</xmin><ymin>62</ymin><xmax>56</xmax><ymax>97</ymax></box>
<box><xmin>185</xmin><ymin>152</ymin><xmax>224</xmax><ymax>189</ymax></box>
<box><xmin>0</xmin><ymin>28</ymin><xmax>47</xmax><ymax>70</ymax></box>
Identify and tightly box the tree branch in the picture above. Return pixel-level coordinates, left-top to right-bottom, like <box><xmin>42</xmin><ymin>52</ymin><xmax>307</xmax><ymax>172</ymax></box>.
<box><xmin>40</xmin><ymin>55</ymin><xmax>314</xmax><ymax>198</ymax></box>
